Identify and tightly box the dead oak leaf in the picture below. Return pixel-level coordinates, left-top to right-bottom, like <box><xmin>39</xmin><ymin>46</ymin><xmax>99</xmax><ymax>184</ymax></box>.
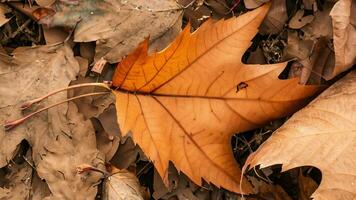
<box><xmin>244</xmin><ymin>71</ymin><xmax>356</xmax><ymax>199</ymax></box>
<box><xmin>111</xmin><ymin>4</ymin><xmax>321</xmax><ymax>193</ymax></box>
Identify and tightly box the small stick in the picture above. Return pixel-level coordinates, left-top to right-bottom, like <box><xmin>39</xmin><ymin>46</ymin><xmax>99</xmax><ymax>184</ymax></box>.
<box><xmin>4</xmin><ymin>91</ymin><xmax>110</xmax><ymax>131</ymax></box>
<box><xmin>21</xmin><ymin>83</ymin><xmax>110</xmax><ymax>110</ymax></box>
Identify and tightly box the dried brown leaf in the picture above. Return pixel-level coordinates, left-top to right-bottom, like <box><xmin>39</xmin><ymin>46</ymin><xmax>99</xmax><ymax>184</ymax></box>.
<box><xmin>259</xmin><ymin>0</ymin><xmax>288</xmax><ymax>34</ymax></box>
<box><xmin>244</xmin><ymin>71</ymin><xmax>356</xmax><ymax>199</ymax></box>
<box><xmin>92</xmin><ymin>118</ymin><xmax>120</xmax><ymax>161</ymax></box>
<box><xmin>289</xmin><ymin>10</ymin><xmax>314</xmax><ymax>29</ymax></box>
<box><xmin>103</xmin><ymin>168</ymin><xmax>144</xmax><ymax>200</ymax></box>
<box><xmin>37</xmin><ymin>0</ymin><xmax>183</xmax><ymax>64</ymax></box>
<box><xmin>0</xmin><ymin>44</ymin><xmax>105</xmax><ymax>199</ymax></box>
<box><xmin>301</xmin><ymin>2</ymin><xmax>333</xmax><ymax>40</ymax></box>
<box><xmin>327</xmin><ymin>0</ymin><xmax>356</xmax><ymax>79</ymax></box>
<box><xmin>110</xmin><ymin>137</ymin><xmax>142</xmax><ymax>170</ymax></box>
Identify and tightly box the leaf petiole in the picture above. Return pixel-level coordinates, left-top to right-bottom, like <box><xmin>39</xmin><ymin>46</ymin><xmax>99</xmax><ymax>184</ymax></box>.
<box><xmin>20</xmin><ymin>83</ymin><xmax>111</xmax><ymax>110</ymax></box>
<box><xmin>4</xmin><ymin>91</ymin><xmax>110</xmax><ymax>131</ymax></box>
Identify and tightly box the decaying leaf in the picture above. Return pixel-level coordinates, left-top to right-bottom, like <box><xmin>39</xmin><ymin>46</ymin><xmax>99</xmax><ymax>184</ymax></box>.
<box><xmin>103</xmin><ymin>168</ymin><xmax>144</xmax><ymax>200</ymax></box>
<box><xmin>110</xmin><ymin>136</ymin><xmax>143</xmax><ymax>170</ymax></box>
<box><xmin>327</xmin><ymin>0</ymin><xmax>356</xmax><ymax>79</ymax></box>
<box><xmin>289</xmin><ymin>10</ymin><xmax>314</xmax><ymax>29</ymax></box>
<box><xmin>92</xmin><ymin>117</ymin><xmax>120</xmax><ymax>161</ymax></box>
<box><xmin>301</xmin><ymin>2</ymin><xmax>333</xmax><ymax>40</ymax></box>
<box><xmin>244</xmin><ymin>71</ymin><xmax>356</xmax><ymax>199</ymax></box>
<box><xmin>111</xmin><ymin>4</ymin><xmax>321</xmax><ymax>193</ymax></box>
<box><xmin>0</xmin><ymin>44</ymin><xmax>105</xmax><ymax>199</ymax></box>
<box><xmin>259</xmin><ymin>0</ymin><xmax>288</xmax><ymax>34</ymax></box>
<box><xmin>35</xmin><ymin>0</ymin><xmax>183</xmax><ymax>64</ymax></box>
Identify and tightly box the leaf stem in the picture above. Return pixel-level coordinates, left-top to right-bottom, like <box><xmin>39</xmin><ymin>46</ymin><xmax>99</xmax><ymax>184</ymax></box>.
<box><xmin>4</xmin><ymin>91</ymin><xmax>110</xmax><ymax>131</ymax></box>
<box><xmin>20</xmin><ymin>83</ymin><xmax>110</xmax><ymax>110</ymax></box>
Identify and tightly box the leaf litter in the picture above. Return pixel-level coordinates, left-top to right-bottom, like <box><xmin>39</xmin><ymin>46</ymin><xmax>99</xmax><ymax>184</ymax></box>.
<box><xmin>0</xmin><ymin>0</ymin><xmax>355</xmax><ymax>199</ymax></box>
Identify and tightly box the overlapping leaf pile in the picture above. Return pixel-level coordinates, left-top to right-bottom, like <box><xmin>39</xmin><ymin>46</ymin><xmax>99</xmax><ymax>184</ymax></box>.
<box><xmin>0</xmin><ymin>0</ymin><xmax>355</xmax><ymax>199</ymax></box>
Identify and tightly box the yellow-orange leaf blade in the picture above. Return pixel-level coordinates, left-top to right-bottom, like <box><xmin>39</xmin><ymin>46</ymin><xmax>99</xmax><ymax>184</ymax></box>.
<box><xmin>112</xmin><ymin>3</ymin><xmax>321</xmax><ymax>194</ymax></box>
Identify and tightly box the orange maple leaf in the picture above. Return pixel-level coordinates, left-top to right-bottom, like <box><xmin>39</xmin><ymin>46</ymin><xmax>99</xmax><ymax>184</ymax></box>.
<box><xmin>112</xmin><ymin>4</ymin><xmax>320</xmax><ymax>193</ymax></box>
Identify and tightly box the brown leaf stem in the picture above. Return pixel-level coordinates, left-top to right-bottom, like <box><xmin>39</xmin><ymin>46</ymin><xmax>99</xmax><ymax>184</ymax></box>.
<box><xmin>5</xmin><ymin>91</ymin><xmax>110</xmax><ymax>131</ymax></box>
<box><xmin>20</xmin><ymin>83</ymin><xmax>110</xmax><ymax>110</ymax></box>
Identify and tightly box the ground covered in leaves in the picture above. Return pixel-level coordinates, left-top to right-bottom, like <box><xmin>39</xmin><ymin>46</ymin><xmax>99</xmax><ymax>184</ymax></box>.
<box><xmin>0</xmin><ymin>0</ymin><xmax>355</xmax><ymax>200</ymax></box>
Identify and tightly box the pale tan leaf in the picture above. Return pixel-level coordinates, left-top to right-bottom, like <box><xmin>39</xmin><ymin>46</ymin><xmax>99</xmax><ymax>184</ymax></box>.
<box><xmin>327</xmin><ymin>0</ymin><xmax>356</xmax><ymax>79</ymax></box>
<box><xmin>103</xmin><ymin>169</ymin><xmax>144</xmax><ymax>200</ymax></box>
<box><xmin>111</xmin><ymin>4</ymin><xmax>321</xmax><ymax>194</ymax></box>
<box><xmin>244</xmin><ymin>71</ymin><xmax>356</xmax><ymax>199</ymax></box>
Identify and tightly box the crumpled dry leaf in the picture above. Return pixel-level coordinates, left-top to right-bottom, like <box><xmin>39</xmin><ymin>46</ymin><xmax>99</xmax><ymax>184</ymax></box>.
<box><xmin>259</xmin><ymin>0</ymin><xmax>288</xmax><ymax>34</ymax></box>
<box><xmin>103</xmin><ymin>168</ymin><xmax>144</xmax><ymax>200</ymax></box>
<box><xmin>0</xmin><ymin>44</ymin><xmax>105</xmax><ymax>199</ymax></box>
<box><xmin>110</xmin><ymin>136</ymin><xmax>143</xmax><ymax>170</ymax></box>
<box><xmin>301</xmin><ymin>2</ymin><xmax>333</xmax><ymax>40</ymax></box>
<box><xmin>327</xmin><ymin>0</ymin><xmax>356</xmax><ymax>79</ymax></box>
<box><xmin>298</xmin><ymin>37</ymin><xmax>333</xmax><ymax>85</ymax></box>
<box><xmin>92</xmin><ymin>117</ymin><xmax>120</xmax><ymax>161</ymax></box>
<box><xmin>284</xmin><ymin>31</ymin><xmax>315</xmax><ymax>61</ymax></box>
<box><xmin>112</xmin><ymin>4</ymin><xmax>321</xmax><ymax>194</ymax></box>
<box><xmin>289</xmin><ymin>10</ymin><xmax>314</xmax><ymax>29</ymax></box>
<box><xmin>244</xmin><ymin>70</ymin><xmax>356</xmax><ymax>199</ymax></box>
<box><xmin>36</xmin><ymin>0</ymin><xmax>183</xmax><ymax>64</ymax></box>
